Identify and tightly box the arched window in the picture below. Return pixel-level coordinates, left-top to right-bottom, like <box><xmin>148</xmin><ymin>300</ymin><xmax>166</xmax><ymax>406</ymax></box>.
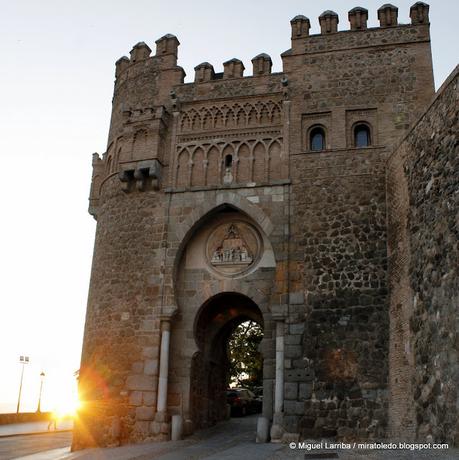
<box><xmin>223</xmin><ymin>153</ymin><xmax>234</xmax><ymax>185</ymax></box>
<box><xmin>354</xmin><ymin>124</ymin><xmax>371</xmax><ymax>148</ymax></box>
<box><xmin>310</xmin><ymin>127</ymin><xmax>326</xmax><ymax>151</ymax></box>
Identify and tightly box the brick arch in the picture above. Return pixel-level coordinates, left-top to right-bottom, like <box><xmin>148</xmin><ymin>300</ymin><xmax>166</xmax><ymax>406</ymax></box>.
<box><xmin>180</xmin><ymin>112</ymin><xmax>191</xmax><ymax>131</ymax></box>
<box><xmin>236</xmin><ymin>142</ymin><xmax>251</xmax><ymax>183</ymax></box>
<box><xmin>114</xmin><ymin>140</ymin><xmax>123</xmax><ymax>166</ymax></box>
<box><xmin>270</xmin><ymin>102</ymin><xmax>282</xmax><ymax>124</ymax></box>
<box><xmin>235</xmin><ymin>105</ymin><xmax>245</xmax><ymax>126</ymax></box>
<box><xmin>192</xmin><ymin>286</ymin><xmax>270</xmax><ymax>321</ymax></box>
<box><xmin>171</xmin><ymin>192</ymin><xmax>275</xmax><ymax>287</ymax></box>
<box><xmin>252</xmin><ymin>141</ymin><xmax>266</xmax><ymax>183</ymax></box>
<box><xmin>259</xmin><ymin>102</ymin><xmax>270</xmax><ymax>124</ymax></box>
<box><xmin>190</xmin><ymin>110</ymin><xmax>201</xmax><ymax>131</ymax></box>
<box><xmin>191</xmin><ymin>146</ymin><xmax>205</xmax><ymax>187</ymax></box>
<box><xmin>176</xmin><ymin>149</ymin><xmax>191</xmax><ymax>187</ymax></box>
<box><xmin>206</xmin><ymin>145</ymin><xmax>220</xmax><ymax>186</ymax></box>
<box><xmin>201</xmin><ymin>108</ymin><xmax>213</xmax><ymax>130</ymax></box>
<box><xmin>214</xmin><ymin>107</ymin><xmax>224</xmax><ymax>129</ymax></box>
<box><xmin>268</xmin><ymin>139</ymin><xmax>282</xmax><ymax>181</ymax></box>
<box><xmin>174</xmin><ymin>191</ymin><xmax>274</xmax><ymax>243</ymax></box>
<box><xmin>187</xmin><ymin>291</ymin><xmax>272</xmax><ymax>429</ymax></box>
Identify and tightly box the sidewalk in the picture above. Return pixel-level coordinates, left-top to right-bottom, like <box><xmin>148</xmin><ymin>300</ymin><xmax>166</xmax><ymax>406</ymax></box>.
<box><xmin>0</xmin><ymin>421</ymin><xmax>73</xmax><ymax>437</ymax></box>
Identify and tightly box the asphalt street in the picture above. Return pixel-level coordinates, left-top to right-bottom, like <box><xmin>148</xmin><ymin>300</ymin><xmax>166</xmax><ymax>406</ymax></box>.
<box><xmin>0</xmin><ymin>431</ymin><xmax>72</xmax><ymax>460</ymax></box>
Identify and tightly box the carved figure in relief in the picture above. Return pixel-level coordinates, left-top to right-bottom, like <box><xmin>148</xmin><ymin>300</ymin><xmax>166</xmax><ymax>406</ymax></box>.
<box><xmin>210</xmin><ymin>224</ymin><xmax>253</xmax><ymax>266</ymax></box>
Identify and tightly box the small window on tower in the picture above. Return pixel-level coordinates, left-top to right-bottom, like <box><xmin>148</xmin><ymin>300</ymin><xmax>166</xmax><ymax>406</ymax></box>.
<box><xmin>225</xmin><ymin>154</ymin><xmax>233</xmax><ymax>168</ymax></box>
<box><xmin>354</xmin><ymin>124</ymin><xmax>371</xmax><ymax>148</ymax></box>
<box><xmin>310</xmin><ymin>127</ymin><xmax>326</xmax><ymax>151</ymax></box>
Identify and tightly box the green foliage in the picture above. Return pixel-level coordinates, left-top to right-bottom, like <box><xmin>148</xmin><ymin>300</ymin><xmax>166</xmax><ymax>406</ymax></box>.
<box><xmin>228</xmin><ymin>320</ymin><xmax>263</xmax><ymax>389</ymax></box>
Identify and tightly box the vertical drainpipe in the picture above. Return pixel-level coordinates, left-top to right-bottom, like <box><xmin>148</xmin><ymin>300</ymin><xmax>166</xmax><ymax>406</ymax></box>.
<box><xmin>269</xmin><ymin>78</ymin><xmax>291</xmax><ymax>443</ymax></box>
<box><xmin>153</xmin><ymin>101</ymin><xmax>179</xmax><ymax>437</ymax></box>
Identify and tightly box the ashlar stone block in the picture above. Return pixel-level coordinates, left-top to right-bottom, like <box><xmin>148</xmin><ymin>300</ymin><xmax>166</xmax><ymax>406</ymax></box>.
<box><xmin>126</xmin><ymin>374</ymin><xmax>155</xmax><ymax>391</ymax></box>
<box><xmin>299</xmin><ymin>383</ymin><xmax>313</xmax><ymax>400</ymax></box>
<box><xmin>129</xmin><ymin>391</ymin><xmax>143</xmax><ymax>406</ymax></box>
<box><xmin>136</xmin><ymin>406</ymin><xmax>155</xmax><ymax>421</ymax></box>
<box><xmin>285</xmin><ymin>382</ymin><xmax>298</xmax><ymax>400</ymax></box>
<box><xmin>144</xmin><ymin>359</ymin><xmax>158</xmax><ymax>375</ymax></box>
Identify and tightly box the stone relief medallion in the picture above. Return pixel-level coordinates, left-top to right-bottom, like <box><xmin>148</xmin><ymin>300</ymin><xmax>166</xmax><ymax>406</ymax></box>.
<box><xmin>206</xmin><ymin>222</ymin><xmax>261</xmax><ymax>276</ymax></box>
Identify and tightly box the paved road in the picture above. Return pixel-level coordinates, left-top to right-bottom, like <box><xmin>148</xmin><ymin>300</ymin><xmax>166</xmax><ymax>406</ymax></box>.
<box><xmin>61</xmin><ymin>415</ymin><xmax>282</xmax><ymax>460</ymax></box>
<box><xmin>2</xmin><ymin>416</ymin><xmax>458</xmax><ymax>460</ymax></box>
<box><xmin>14</xmin><ymin>415</ymin><xmax>282</xmax><ymax>460</ymax></box>
<box><xmin>0</xmin><ymin>432</ymin><xmax>72</xmax><ymax>460</ymax></box>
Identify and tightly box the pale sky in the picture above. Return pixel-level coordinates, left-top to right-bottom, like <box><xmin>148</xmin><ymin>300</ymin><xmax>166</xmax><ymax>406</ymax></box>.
<box><xmin>0</xmin><ymin>0</ymin><xmax>457</xmax><ymax>414</ymax></box>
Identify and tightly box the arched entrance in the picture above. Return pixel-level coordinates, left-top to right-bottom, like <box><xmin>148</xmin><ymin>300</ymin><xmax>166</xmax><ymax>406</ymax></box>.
<box><xmin>168</xmin><ymin>204</ymin><xmax>277</xmax><ymax>438</ymax></box>
<box><xmin>190</xmin><ymin>292</ymin><xmax>264</xmax><ymax>429</ymax></box>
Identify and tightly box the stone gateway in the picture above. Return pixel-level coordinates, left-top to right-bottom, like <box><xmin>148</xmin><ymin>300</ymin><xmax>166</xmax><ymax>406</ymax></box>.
<box><xmin>73</xmin><ymin>2</ymin><xmax>458</xmax><ymax>450</ymax></box>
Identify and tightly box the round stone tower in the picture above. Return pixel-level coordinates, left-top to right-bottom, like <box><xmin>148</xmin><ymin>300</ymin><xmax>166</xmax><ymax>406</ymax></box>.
<box><xmin>73</xmin><ymin>35</ymin><xmax>186</xmax><ymax>449</ymax></box>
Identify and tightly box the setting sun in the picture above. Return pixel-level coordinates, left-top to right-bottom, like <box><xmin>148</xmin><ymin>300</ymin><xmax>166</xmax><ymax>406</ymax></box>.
<box><xmin>42</xmin><ymin>373</ymin><xmax>81</xmax><ymax>418</ymax></box>
<box><xmin>52</xmin><ymin>396</ymin><xmax>81</xmax><ymax>418</ymax></box>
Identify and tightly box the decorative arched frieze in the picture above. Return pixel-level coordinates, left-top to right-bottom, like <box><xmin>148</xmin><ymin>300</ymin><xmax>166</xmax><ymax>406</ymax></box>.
<box><xmin>178</xmin><ymin>99</ymin><xmax>283</xmax><ymax>133</ymax></box>
<box><xmin>268</xmin><ymin>139</ymin><xmax>282</xmax><ymax>181</ymax></box>
<box><xmin>174</xmin><ymin>135</ymin><xmax>283</xmax><ymax>189</ymax></box>
<box><xmin>176</xmin><ymin>149</ymin><xmax>191</xmax><ymax>187</ymax></box>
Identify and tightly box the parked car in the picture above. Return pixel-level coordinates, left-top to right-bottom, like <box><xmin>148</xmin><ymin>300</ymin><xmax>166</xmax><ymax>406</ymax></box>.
<box><xmin>252</xmin><ymin>386</ymin><xmax>263</xmax><ymax>399</ymax></box>
<box><xmin>226</xmin><ymin>388</ymin><xmax>261</xmax><ymax>416</ymax></box>
<box><xmin>252</xmin><ymin>386</ymin><xmax>263</xmax><ymax>412</ymax></box>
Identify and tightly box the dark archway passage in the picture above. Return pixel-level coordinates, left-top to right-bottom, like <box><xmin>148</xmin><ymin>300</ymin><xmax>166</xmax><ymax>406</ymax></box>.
<box><xmin>190</xmin><ymin>292</ymin><xmax>263</xmax><ymax>430</ymax></box>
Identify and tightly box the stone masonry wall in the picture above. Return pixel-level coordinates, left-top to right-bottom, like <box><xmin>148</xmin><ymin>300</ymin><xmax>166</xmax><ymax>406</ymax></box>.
<box><xmin>282</xmin><ymin>19</ymin><xmax>434</xmax><ymax>440</ymax></box>
<box><xmin>387</xmin><ymin>66</ymin><xmax>458</xmax><ymax>446</ymax></box>
<box><xmin>74</xmin><ymin>175</ymin><xmax>169</xmax><ymax>448</ymax></box>
<box><xmin>287</xmin><ymin>150</ymin><xmax>389</xmax><ymax>440</ymax></box>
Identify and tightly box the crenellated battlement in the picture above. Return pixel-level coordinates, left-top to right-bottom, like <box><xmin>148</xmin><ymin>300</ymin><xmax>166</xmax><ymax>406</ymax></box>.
<box><xmin>348</xmin><ymin>7</ymin><xmax>368</xmax><ymax>30</ymax></box>
<box><xmin>113</xmin><ymin>3</ymin><xmax>430</xmax><ymax>86</ymax></box>
<box><xmin>114</xmin><ymin>33</ymin><xmax>183</xmax><ymax>84</ymax></box>
<box><xmin>223</xmin><ymin>58</ymin><xmax>245</xmax><ymax>79</ymax></box>
<box><xmin>288</xmin><ymin>3</ymin><xmax>430</xmax><ymax>55</ymax></box>
<box><xmin>319</xmin><ymin>10</ymin><xmax>339</xmax><ymax>34</ymax></box>
<box><xmin>97</xmin><ymin>0</ymin><xmax>434</xmax><ymax>203</ymax></box>
<box><xmin>378</xmin><ymin>4</ymin><xmax>399</xmax><ymax>27</ymax></box>
<box><xmin>130</xmin><ymin>41</ymin><xmax>151</xmax><ymax>62</ymax></box>
<box><xmin>252</xmin><ymin>53</ymin><xmax>273</xmax><ymax>76</ymax></box>
<box><xmin>410</xmin><ymin>1</ymin><xmax>429</xmax><ymax>24</ymax></box>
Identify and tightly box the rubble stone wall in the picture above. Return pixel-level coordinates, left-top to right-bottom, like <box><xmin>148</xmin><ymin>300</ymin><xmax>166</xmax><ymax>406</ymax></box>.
<box><xmin>387</xmin><ymin>67</ymin><xmax>458</xmax><ymax>446</ymax></box>
<box><xmin>282</xmin><ymin>19</ymin><xmax>434</xmax><ymax>440</ymax></box>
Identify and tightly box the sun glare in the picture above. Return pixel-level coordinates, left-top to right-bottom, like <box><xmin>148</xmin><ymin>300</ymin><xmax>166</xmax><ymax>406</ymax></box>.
<box><xmin>53</xmin><ymin>396</ymin><xmax>81</xmax><ymax>418</ymax></box>
<box><xmin>46</xmin><ymin>379</ymin><xmax>81</xmax><ymax>418</ymax></box>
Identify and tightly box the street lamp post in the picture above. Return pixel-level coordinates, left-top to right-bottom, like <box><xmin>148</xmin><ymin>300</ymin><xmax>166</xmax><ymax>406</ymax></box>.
<box><xmin>16</xmin><ymin>356</ymin><xmax>30</xmax><ymax>414</ymax></box>
<box><xmin>37</xmin><ymin>371</ymin><xmax>45</xmax><ymax>413</ymax></box>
